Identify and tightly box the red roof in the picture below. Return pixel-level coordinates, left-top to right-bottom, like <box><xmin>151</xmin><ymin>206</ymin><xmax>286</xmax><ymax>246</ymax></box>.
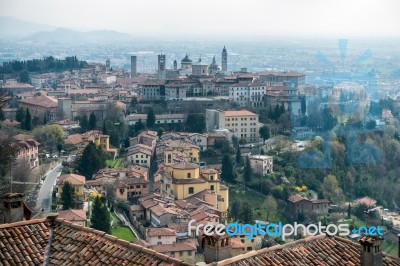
<box><xmin>215</xmin><ymin>235</ymin><xmax>400</xmax><ymax>266</ymax></box>
<box><xmin>225</xmin><ymin>110</ymin><xmax>257</xmax><ymax>117</ymax></box>
<box><xmin>0</xmin><ymin>217</ymin><xmax>189</xmax><ymax>265</ymax></box>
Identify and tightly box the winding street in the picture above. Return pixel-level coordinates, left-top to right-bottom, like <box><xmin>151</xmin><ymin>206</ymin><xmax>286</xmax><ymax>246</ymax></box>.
<box><xmin>35</xmin><ymin>162</ymin><xmax>63</xmax><ymax>213</ymax></box>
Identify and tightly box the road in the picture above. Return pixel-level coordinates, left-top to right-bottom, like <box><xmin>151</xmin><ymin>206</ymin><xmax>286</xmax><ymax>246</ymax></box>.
<box><xmin>36</xmin><ymin>162</ymin><xmax>63</xmax><ymax>213</ymax></box>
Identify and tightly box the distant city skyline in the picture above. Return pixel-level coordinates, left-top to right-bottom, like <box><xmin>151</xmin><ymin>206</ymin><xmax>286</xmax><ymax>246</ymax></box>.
<box><xmin>1</xmin><ymin>0</ymin><xmax>400</xmax><ymax>38</ymax></box>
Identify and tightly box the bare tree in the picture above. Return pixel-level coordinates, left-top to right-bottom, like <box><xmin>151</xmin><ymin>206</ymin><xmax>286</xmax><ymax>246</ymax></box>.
<box><xmin>11</xmin><ymin>158</ymin><xmax>33</xmax><ymax>193</ymax></box>
<box><xmin>103</xmin><ymin>182</ymin><xmax>115</xmax><ymax>203</ymax></box>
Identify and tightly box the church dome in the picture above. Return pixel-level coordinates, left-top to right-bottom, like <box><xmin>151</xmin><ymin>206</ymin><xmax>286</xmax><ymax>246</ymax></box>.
<box><xmin>181</xmin><ymin>54</ymin><xmax>192</xmax><ymax>63</ymax></box>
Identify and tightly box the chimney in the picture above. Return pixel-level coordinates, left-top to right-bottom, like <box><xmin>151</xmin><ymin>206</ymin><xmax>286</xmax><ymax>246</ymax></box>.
<box><xmin>1</xmin><ymin>193</ymin><xmax>25</xmax><ymax>223</ymax></box>
<box><xmin>397</xmin><ymin>234</ymin><xmax>400</xmax><ymax>258</ymax></box>
<box><xmin>359</xmin><ymin>235</ymin><xmax>384</xmax><ymax>266</ymax></box>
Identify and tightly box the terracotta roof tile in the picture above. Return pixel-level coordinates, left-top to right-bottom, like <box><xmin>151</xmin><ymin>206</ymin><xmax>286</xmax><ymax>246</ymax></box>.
<box><xmin>224</xmin><ymin>110</ymin><xmax>257</xmax><ymax>117</ymax></box>
<box><xmin>0</xmin><ymin>218</ymin><xmax>187</xmax><ymax>265</ymax></box>
<box><xmin>213</xmin><ymin>235</ymin><xmax>400</xmax><ymax>266</ymax></box>
<box><xmin>57</xmin><ymin>174</ymin><xmax>85</xmax><ymax>186</ymax></box>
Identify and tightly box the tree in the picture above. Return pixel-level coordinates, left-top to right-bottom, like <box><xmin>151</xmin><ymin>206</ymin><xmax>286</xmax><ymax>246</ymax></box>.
<box><xmin>19</xmin><ymin>70</ymin><xmax>29</xmax><ymax>83</ymax></box>
<box><xmin>146</xmin><ymin>107</ymin><xmax>156</xmax><ymax>128</ymax></box>
<box><xmin>231</xmin><ymin>135</ymin><xmax>239</xmax><ymax>147</ymax></box>
<box><xmin>103</xmin><ymin>182</ymin><xmax>115</xmax><ymax>203</ymax></box>
<box><xmin>0</xmin><ymin>108</ymin><xmax>4</xmax><ymax>121</ymax></box>
<box><xmin>243</xmin><ymin>157</ymin><xmax>252</xmax><ymax>184</ymax></box>
<box><xmin>134</xmin><ymin>119</ymin><xmax>145</xmax><ymax>133</ymax></box>
<box><xmin>221</xmin><ymin>154</ymin><xmax>234</xmax><ymax>182</ymax></box>
<box><xmin>230</xmin><ymin>200</ymin><xmax>241</xmax><ymax>220</ymax></box>
<box><xmin>366</xmin><ymin>120</ymin><xmax>376</xmax><ymax>130</ymax></box>
<box><xmin>24</xmin><ymin>108</ymin><xmax>32</xmax><ymax>130</ymax></box>
<box><xmin>236</xmin><ymin>146</ymin><xmax>242</xmax><ymax>164</ymax></box>
<box><xmin>15</xmin><ymin>108</ymin><xmax>25</xmax><ymax>122</ymax></box>
<box><xmin>89</xmin><ymin>112</ymin><xmax>97</xmax><ymax>130</ymax></box>
<box><xmin>240</xmin><ymin>201</ymin><xmax>254</xmax><ymax>224</ymax></box>
<box><xmin>77</xmin><ymin>142</ymin><xmax>106</xmax><ymax>179</ymax></box>
<box><xmin>214</xmin><ymin>139</ymin><xmax>230</xmax><ymax>154</ymax></box>
<box><xmin>60</xmin><ymin>181</ymin><xmax>75</xmax><ymax>210</ymax></box>
<box><xmin>347</xmin><ymin>204</ymin><xmax>352</xmax><ymax>219</ymax></box>
<box><xmin>259</xmin><ymin>125</ymin><xmax>270</xmax><ymax>143</ymax></box>
<box><xmin>90</xmin><ymin>196</ymin><xmax>111</xmax><ymax>234</ymax></box>
<box><xmin>32</xmin><ymin>124</ymin><xmax>64</xmax><ymax>153</ymax></box>
<box><xmin>10</xmin><ymin>158</ymin><xmax>33</xmax><ymax>193</ymax></box>
<box><xmin>264</xmin><ymin>195</ymin><xmax>277</xmax><ymax>221</ymax></box>
<box><xmin>78</xmin><ymin>114</ymin><xmax>88</xmax><ymax>133</ymax></box>
<box><xmin>102</xmin><ymin>121</ymin><xmax>107</xmax><ymax>134</ymax></box>
<box><xmin>322</xmin><ymin>174</ymin><xmax>342</xmax><ymax>203</ymax></box>
<box><xmin>128</xmin><ymin>97</ymin><xmax>137</xmax><ymax>114</ymax></box>
<box><xmin>239</xmin><ymin>138</ymin><xmax>246</xmax><ymax>145</ymax></box>
<box><xmin>157</xmin><ymin>127</ymin><xmax>164</xmax><ymax>138</ymax></box>
<box><xmin>186</xmin><ymin>113</ymin><xmax>206</xmax><ymax>133</ymax></box>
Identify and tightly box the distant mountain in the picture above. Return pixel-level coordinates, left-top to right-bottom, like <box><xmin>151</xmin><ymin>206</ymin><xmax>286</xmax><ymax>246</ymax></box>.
<box><xmin>0</xmin><ymin>16</ymin><xmax>56</xmax><ymax>38</ymax></box>
<box><xmin>23</xmin><ymin>28</ymin><xmax>134</xmax><ymax>43</ymax></box>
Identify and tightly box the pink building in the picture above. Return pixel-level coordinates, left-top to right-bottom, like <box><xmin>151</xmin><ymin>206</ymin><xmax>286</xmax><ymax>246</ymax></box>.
<box><xmin>146</xmin><ymin>227</ymin><xmax>176</xmax><ymax>245</ymax></box>
<box><xmin>12</xmin><ymin>135</ymin><xmax>40</xmax><ymax>168</ymax></box>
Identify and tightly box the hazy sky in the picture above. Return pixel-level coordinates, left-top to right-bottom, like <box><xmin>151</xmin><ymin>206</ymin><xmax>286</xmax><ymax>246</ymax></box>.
<box><xmin>1</xmin><ymin>0</ymin><xmax>400</xmax><ymax>38</ymax></box>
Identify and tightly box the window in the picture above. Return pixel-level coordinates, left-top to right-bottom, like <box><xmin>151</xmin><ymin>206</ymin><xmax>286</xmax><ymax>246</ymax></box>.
<box><xmin>170</xmin><ymin>252</ymin><xmax>175</xmax><ymax>257</ymax></box>
<box><xmin>210</xmin><ymin>185</ymin><xmax>214</xmax><ymax>191</ymax></box>
<box><xmin>179</xmin><ymin>251</ymin><xmax>183</xmax><ymax>256</ymax></box>
<box><xmin>247</xmin><ymin>247</ymin><xmax>252</xmax><ymax>251</ymax></box>
<box><xmin>157</xmin><ymin>241</ymin><xmax>162</xmax><ymax>245</ymax></box>
<box><xmin>188</xmin><ymin>251</ymin><xmax>192</xmax><ymax>256</ymax></box>
<box><xmin>210</xmin><ymin>175</ymin><xmax>214</xmax><ymax>180</ymax></box>
<box><xmin>136</xmin><ymin>185</ymin><xmax>140</xmax><ymax>188</ymax></box>
<box><xmin>158</xmin><ymin>236</ymin><xmax>161</xmax><ymax>239</ymax></box>
<box><xmin>188</xmin><ymin>187</ymin><xmax>194</xmax><ymax>194</ymax></box>
<box><xmin>187</xmin><ymin>173</ymin><xmax>191</xmax><ymax>178</ymax></box>
<box><xmin>143</xmin><ymin>184</ymin><xmax>147</xmax><ymax>188</ymax></box>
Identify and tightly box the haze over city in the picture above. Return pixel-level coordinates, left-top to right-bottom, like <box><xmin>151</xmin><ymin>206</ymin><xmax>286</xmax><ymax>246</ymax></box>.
<box><xmin>1</xmin><ymin>1</ymin><xmax>400</xmax><ymax>266</ymax></box>
<box><xmin>1</xmin><ymin>0</ymin><xmax>400</xmax><ymax>38</ymax></box>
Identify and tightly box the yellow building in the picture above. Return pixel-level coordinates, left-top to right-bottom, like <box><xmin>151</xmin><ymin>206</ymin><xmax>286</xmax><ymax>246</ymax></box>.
<box><xmin>206</xmin><ymin>109</ymin><xmax>260</xmax><ymax>143</ymax></box>
<box><xmin>162</xmin><ymin>140</ymin><xmax>199</xmax><ymax>164</ymax></box>
<box><xmin>56</xmin><ymin>174</ymin><xmax>86</xmax><ymax>209</ymax></box>
<box><xmin>82</xmin><ymin>130</ymin><xmax>110</xmax><ymax>150</ymax></box>
<box><xmin>163</xmin><ymin>159</ymin><xmax>229</xmax><ymax>215</ymax></box>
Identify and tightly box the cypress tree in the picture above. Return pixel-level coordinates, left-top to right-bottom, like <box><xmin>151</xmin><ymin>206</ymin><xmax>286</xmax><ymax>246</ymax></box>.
<box><xmin>243</xmin><ymin>156</ymin><xmax>252</xmax><ymax>184</ymax></box>
<box><xmin>221</xmin><ymin>154</ymin><xmax>234</xmax><ymax>182</ymax></box>
<box><xmin>146</xmin><ymin>107</ymin><xmax>156</xmax><ymax>128</ymax></box>
<box><xmin>60</xmin><ymin>181</ymin><xmax>75</xmax><ymax>210</ymax></box>
<box><xmin>90</xmin><ymin>196</ymin><xmax>111</xmax><ymax>234</ymax></box>
<box><xmin>77</xmin><ymin>142</ymin><xmax>105</xmax><ymax>179</ymax></box>
<box><xmin>89</xmin><ymin>112</ymin><xmax>97</xmax><ymax>130</ymax></box>
<box><xmin>24</xmin><ymin>108</ymin><xmax>32</xmax><ymax>130</ymax></box>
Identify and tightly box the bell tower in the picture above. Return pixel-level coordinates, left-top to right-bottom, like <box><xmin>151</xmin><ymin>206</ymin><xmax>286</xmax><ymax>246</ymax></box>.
<box><xmin>221</xmin><ymin>46</ymin><xmax>228</xmax><ymax>71</ymax></box>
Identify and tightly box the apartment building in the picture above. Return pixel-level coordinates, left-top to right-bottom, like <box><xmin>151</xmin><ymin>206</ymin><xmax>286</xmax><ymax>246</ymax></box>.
<box><xmin>206</xmin><ymin>109</ymin><xmax>260</xmax><ymax>143</ymax></box>
<box><xmin>229</xmin><ymin>82</ymin><xmax>266</xmax><ymax>108</ymax></box>
<box><xmin>249</xmin><ymin>155</ymin><xmax>273</xmax><ymax>175</ymax></box>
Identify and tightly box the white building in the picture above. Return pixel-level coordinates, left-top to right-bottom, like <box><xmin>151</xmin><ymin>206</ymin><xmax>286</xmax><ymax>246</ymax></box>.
<box><xmin>126</xmin><ymin>113</ymin><xmax>185</xmax><ymax>126</ymax></box>
<box><xmin>165</xmin><ymin>83</ymin><xmax>187</xmax><ymax>101</ymax></box>
<box><xmin>126</xmin><ymin>144</ymin><xmax>153</xmax><ymax>168</ymax></box>
<box><xmin>229</xmin><ymin>82</ymin><xmax>266</xmax><ymax>108</ymax></box>
<box><xmin>249</xmin><ymin>155</ymin><xmax>273</xmax><ymax>175</ymax></box>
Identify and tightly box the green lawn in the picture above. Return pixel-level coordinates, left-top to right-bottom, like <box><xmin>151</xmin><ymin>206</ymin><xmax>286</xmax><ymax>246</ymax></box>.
<box><xmin>111</xmin><ymin>226</ymin><xmax>135</xmax><ymax>242</ymax></box>
<box><xmin>106</xmin><ymin>159</ymin><xmax>123</xmax><ymax>168</ymax></box>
